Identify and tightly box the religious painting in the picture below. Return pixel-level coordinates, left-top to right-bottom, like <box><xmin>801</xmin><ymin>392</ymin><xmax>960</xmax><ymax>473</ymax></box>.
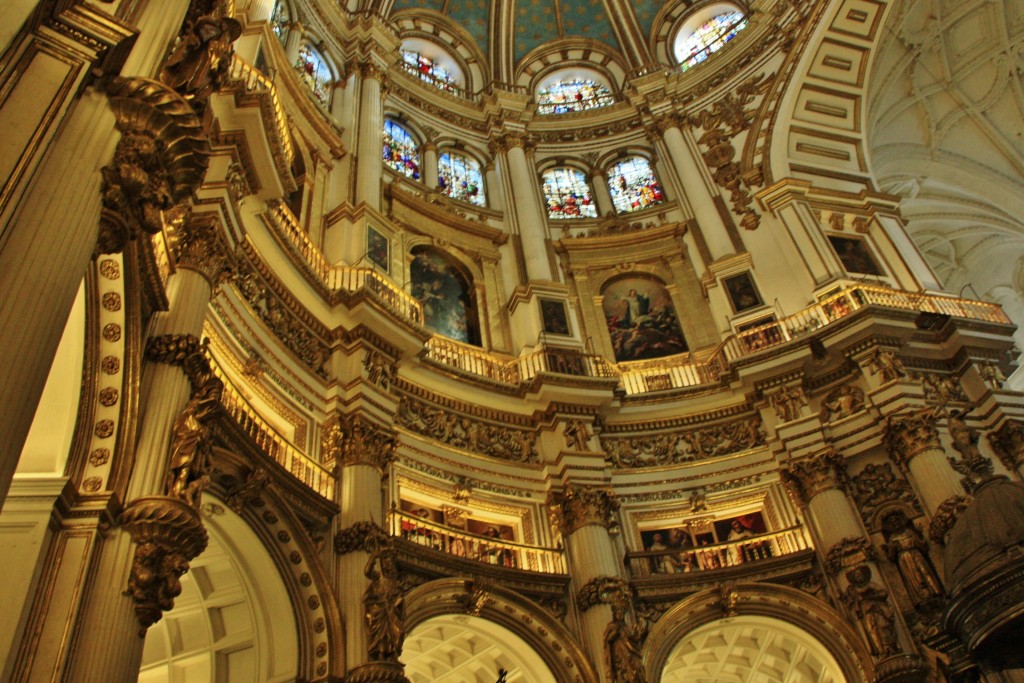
<box><xmin>723</xmin><ymin>271</ymin><xmax>763</xmax><ymax>313</ymax></box>
<box><xmin>601</xmin><ymin>276</ymin><xmax>687</xmax><ymax>362</ymax></box>
<box><xmin>828</xmin><ymin>235</ymin><xmax>884</xmax><ymax>276</ymax></box>
<box><xmin>367</xmin><ymin>226</ymin><xmax>389</xmax><ymax>273</ymax></box>
<box><xmin>409</xmin><ymin>246</ymin><xmax>480</xmax><ymax>346</ymax></box>
<box><xmin>539</xmin><ymin>298</ymin><xmax>571</xmax><ymax>336</ymax></box>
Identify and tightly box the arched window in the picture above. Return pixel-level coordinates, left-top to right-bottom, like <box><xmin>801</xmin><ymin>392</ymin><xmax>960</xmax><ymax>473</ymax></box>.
<box><xmin>601</xmin><ymin>275</ymin><xmax>687</xmax><ymax>362</ymax></box>
<box><xmin>294</xmin><ymin>43</ymin><xmax>332</xmax><ymax>106</ymax></box>
<box><xmin>270</xmin><ymin>0</ymin><xmax>289</xmax><ymax>44</ymax></box>
<box><xmin>673</xmin><ymin>5</ymin><xmax>747</xmax><ymax>70</ymax></box>
<box><xmin>438</xmin><ymin>151</ymin><xmax>485</xmax><ymax>206</ymax></box>
<box><xmin>536</xmin><ymin>78</ymin><xmax>615</xmax><ymax>115</ymax></box>
<box><xmin>607</xmin><ymin>157</ymin><xmax>664</xmax><ymax>213</ymax></box>
<box><xmin>383</xmin><ymin>120</ymin><xmax>421</xmax><ymax>180</ymax></box>
<box><xmin>401</xmin><ymin>50</ymin><xmax>460</xmax><ymax>95</ymax></box>
<box><xmin>541</xmin><ymin>168</ymin><xmax>597</xmax><ymax>219</ymax></box>
<box><xmin>410</xmin><ymin>246</ymin><xmax>481</xmax><ymax>345</ymax></box>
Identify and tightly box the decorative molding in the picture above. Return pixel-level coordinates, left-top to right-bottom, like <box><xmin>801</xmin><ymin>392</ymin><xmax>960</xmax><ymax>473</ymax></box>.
<box><xmin>601</xmin><ymin>415</ymin><xmax>765</xmax><ymax>468</ymax></box>
<box><xmin>397</xmin><ymin>395</ymin><xmax>538</xmax><ymax>463</ymax></box>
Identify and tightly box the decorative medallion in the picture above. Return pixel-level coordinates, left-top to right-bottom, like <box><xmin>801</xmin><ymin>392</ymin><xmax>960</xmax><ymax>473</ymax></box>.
<box><xmin>99</xmin><ymin>259</ymin><xmax>121</xmax><ymax>279</ymax></box>
<box><xmin>101</xmin><ymin>356</ymin><xmax>121</xmax><ymax>374</ymax></box>
<box><xmin>99</xmin><ymin>387</ymin><xmax>119</xmax><ymax>406</ymax></box>
<box><xmin>103</xmin><ymin>323</ymin><xmax>122</xmax><ymax>342</ymax></box>
<box><xmin>102</xmin><ymin>292</ymin><xmax>122</xmax><ymax>312</ymax></box>
<box><xmin>89</xmin><ymin>448</ymin><xmax>111</xmax><ymax>467</ymax></box>
<box><xmin>95</xmin><ymin>419</ymin><xmax>115</xmax><ymax>438</ymax></box>
<box><xmin>82</xmin><ymin>477</ymin><xmax>102</xmax><ymax>492</ymax></box>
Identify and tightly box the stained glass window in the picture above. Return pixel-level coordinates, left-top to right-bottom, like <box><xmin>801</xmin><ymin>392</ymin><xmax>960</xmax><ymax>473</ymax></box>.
<box><xmin>675</xmin><ymin>11</ymin><xmax>747</xmax><ymax>70</ymax></box>
<box><xmin>607</xmin><ymin>158</ymin><xmax>665</xmax><ymax>213</ymax></box>
<box><xmin>542</xmin><ymin>168</ymin><xmax>597</xmax><ymax>219</ymax></box>
<box><xmin>537</xmin><ymin>79</ymin><xmax>616</xmax><ymax>115</ymax></box>
<box><xmin>270</xmin><ymin>0</ymin><xmax>289</xmax><ymax>44</ymax></box>
<box><xmin>294</xmin><ymin>43</ymin><xmax>332</xmax><ymax>106</ymax></box>
<box><xmin>383</xmin><ymin>120</ymin><xmax>421</xmax><ymax>180</ymax></box>
<box><xmin>400</xmin><ymin>50</ymin><xmax>461</xmax><ymax>95</ymax></box>
<box><xmin>438</xmin><ymin>152</ymin><xmax>485</xmax><ymax>206</ymax></box>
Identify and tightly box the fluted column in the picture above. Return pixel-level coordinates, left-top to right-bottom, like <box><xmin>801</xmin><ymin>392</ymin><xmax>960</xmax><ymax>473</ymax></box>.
<box><xmin>331</xmin><ymin>416</ymin><xmax>408</xmax><ymax>682</ymax></box>
<box><xmin>655</xmin><ymin>115</ymin><xmax>738</xmax><ymax>263</ymax></box>
<box><xmin>885</xmin><ymin>408</ymin><xmax>965</xmax><ymax>514</ymax></box>
<box><xmin>550</xmin><ymin>485</ymin><xmax>623</xmax><ymax>682</ymax></box>
<box><xmin>492</xmin><ymin>132</ymin><xmax>553</xmax><ymax>282</ymax></box>
<box><xmin>484</xmin><ymin>162</ymin><xmax>504</xmax><ymax>211</ymax></box>
<box><xmin>354</xmin><ymin>60</ymin><xmax>387</xmax><ymax>210</ymax></box>
<box><xmin>60</xmin><ymin>216</ymin><xmax>231</xmax><ymax>683</ymax></box>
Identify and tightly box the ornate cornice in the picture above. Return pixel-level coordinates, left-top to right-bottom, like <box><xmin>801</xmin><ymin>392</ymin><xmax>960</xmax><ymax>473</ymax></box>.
<box><xmin>782</xmin><ymin>450</ymin><xmax>849</xmax><ymax>505</ymax></box>
<box><xmin>884</xmin><ymin>408</ymin><xmax>941</xmax><ymax>468</ymax></box>
<box><xmin>549</xmin><ymin>484</ymin><xmax>619</xmax><ymax>535</ymax></box>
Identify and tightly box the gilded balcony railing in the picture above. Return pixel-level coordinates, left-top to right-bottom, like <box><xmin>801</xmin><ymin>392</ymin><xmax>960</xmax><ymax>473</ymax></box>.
<box><xmin>423</xmin><ymin>336</ymin><xmax>521</xmax><ymax>383</ymax></box>
<box><xmin>228</xmin><ymin>54</ymin><xmax>295</xmax><ymax>166</ymax></box>
<box><xmin>210</xmin><ymin>360</ymin><xmax>336</xmax><ymax>500</ymax></box>
<box><xmin>626</xmin><ymin>526</ymin><xmax>811</xmax><ymax>577</ymax></box>
<box><xmin>390</xmin><ymin>511</ymin><xmax>566</xmax><ymax>574</ymax></box>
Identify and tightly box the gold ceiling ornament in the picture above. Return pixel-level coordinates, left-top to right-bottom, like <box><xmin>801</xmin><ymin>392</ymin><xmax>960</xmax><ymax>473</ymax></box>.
<box><xmin>781</xmin><ymin>449</ymin><xmax>850</xmax><ymax>506</ymax></box>
<box><xmin>120</xmin><ymin>495</ymin><xmax>209</xmax><ymax>634</ymax></box>
<box><xmin>550</xmin><ymin>483</ymin><xmax>620</xmax><ymax>536</ymax></box>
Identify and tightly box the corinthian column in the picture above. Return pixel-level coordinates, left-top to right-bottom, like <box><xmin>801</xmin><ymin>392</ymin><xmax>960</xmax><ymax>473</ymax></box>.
<box><xmin>354</xmin><ymin>59</ymin><xmax>388</xmax><ymax>210</ymax></box>
<box><xmin>330</xmin><ymin>416</ymin><xmax>409</xmax><ymax>683</ymax></box>
<box><xmin>491</xmin><ymin>131</ymin><xmax>553</xmax><ymax>283</ymax></box>
<box><xmin>885</xmin><ymin>408</ymin><xmax>965</xmax><ymax>514</ymax></box>
<box><xmin>783</xmin><ymin>450</ymin><xmax>925</xmax><ymax>678</ymax></box>
<box><xmin>550</xmin><ymin>484</ymin><xmax>624</xmax><ymax>682</ymax></box>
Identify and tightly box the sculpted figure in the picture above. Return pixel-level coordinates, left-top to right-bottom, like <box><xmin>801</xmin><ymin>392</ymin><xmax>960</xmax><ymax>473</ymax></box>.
<box><xmin>821</xmin><ymin>385</ymin><xmax>865</xmax><ymax>422</ymax></box>
<box><xmin>979</xmin><ymin>361</ymin><xmax>1006</xmax><ymax>390</ymax></box>
<box><xmin>843</xmin><ymin>565</ymin><xmax>901</xmax><ymax>657</ymax></box>
<box><xmin>870</xmin><ymin>349</ymin><xmax>905</xmax><ymax>383</ymax></box>
<box><xmin>604</xmin><ymin>604</ymin><xmax>647</xmax><ymax>683</ymax></box>
<box><xmin>161</xmin><ymin>15</ymin><xmax>242</xmax><ymax>114</ymax></box>
<box><xmin>881</xmin><ymin>510</ymin><xmax>943</xmax><ymax>607</ymax></box>
<box><xmin>166</xmin><ymin>380</ymin><xmax>222</xmax><ymax>508</ymax></box>
<box><xmin>363</xmin><ymin>546</ymin><xmax>404</xmax><ymax>661</ymax></box>
<box><xmin>564</xmin><ymin>419</ymin><xmax>591</xmax><ymax>451</ymax></box>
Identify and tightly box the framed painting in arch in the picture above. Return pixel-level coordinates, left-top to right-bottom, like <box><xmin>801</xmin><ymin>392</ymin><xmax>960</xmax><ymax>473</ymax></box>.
<box><xmin>828</xmin><ymin>234</ymin><xmax>884</xmax><ymax>276</ymax></box>
<box><xmin>723</xmin><ymin>271</ymin><xmax>763</xmax><ymax>313</ymax></box>
<box><xmin>367</xmin><ymin>225</ymin><xmax>389</xmax><ymax>273</ymax></box>
<box><xmin>539</xmin><ymin>298</ymin><xmax>571</xmax><ymax>336</ymax></box>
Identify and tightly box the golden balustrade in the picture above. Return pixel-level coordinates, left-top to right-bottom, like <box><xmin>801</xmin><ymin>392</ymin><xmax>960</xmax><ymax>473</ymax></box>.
<box><xmin>390</xmin><ymin>511</ymin><xmax>566</xmax><ymax>574</ymax></box>
<box><xmin>227</xmin><ymin>54</ymin><xmax>295</xmax><ymax>166</ymax></box>
<box><xmin>209</xmin><ymin>360</ymin><xmax>336</xmax><ymax>500</ymax></box>
<box><xmin>626</xmin><ymin>526</ymin><xmax>811</xmax><ymax>577</ymax></box>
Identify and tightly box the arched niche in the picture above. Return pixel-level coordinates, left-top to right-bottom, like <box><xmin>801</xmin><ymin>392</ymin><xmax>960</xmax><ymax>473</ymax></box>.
<box><xmin>403</xmin><ymin>578</ymin><xmax>597</xmax><ymax>683</ymax></box>
<box><xmin>600</xmin><ymin>274</ymin><xmax>688</xmax><ymax>362</ymax></box>
<box><xmin>138</xmin><ymin>495</ymin><xmax>300</xmax><ymax>682</ymax></box>
<box><xmin>516</xmin><ymin>38</ymin><xmax>628</xmax><ymax>95</ymax></box>
<box><xmin>650</xmin><ymin>0</ymin><xmax>751</xmax><ymax>67</ymax></box>
<box><xmin>645</xmin><ymin>583</ymin><xmax>873</xmax><ymax>683</ymax></box>
<box><xmin>409</xmin><ymin>245</ymin><xmax>481</xmax><ymax>346</ymax></box>
<box><xmin>293</xmin><ymin>38</ymin><xmax>339</xmax><ymax>108</ymax></box>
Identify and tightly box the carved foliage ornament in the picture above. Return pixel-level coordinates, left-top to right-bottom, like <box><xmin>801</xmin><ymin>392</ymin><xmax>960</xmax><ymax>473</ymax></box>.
<box><xmin>884</xmin><ymin>408</ymin><xmax>940</xmax><ymax>467</ymax></box>
<box><xmin>335</xmin><ymin>416</ymin><xmax>396</xmax><ymax>470</ymax></box>
<box><xmin>928</xmin><ymin>494</ymin><xmax>972</xmax><ymax>545</ymax></box>
<box><xmin>121</xmin><ymin>496</ymin><xmax>209</xmax><ymax>634</ymax></box>
<box><xmin>601</xmin><ymin>415</ymin><xmax>765</xmax><ymax>469</ymax></box>
<box><xmin>577</xmin><ymin>575</ymin><xmax>631</xmax><ymax>613</ymax></box>
<box><xmin>550</xmin><ymin>484</ymin><xmax>619</xmax><ymax>535</ymax></box>
<box><xmin>335</xmin><ymin>521</ymin><xmax>390</xmax><ymax>555</ymax></box>
<box><xmin>397</xmin><ymin>396</ymin><xmax>538</xmax><ymax>463</ymax></box>
<box><xmin>168</xmin><ymin>211</ymin><xmax>233</xmax><ymax>285</ymax></box>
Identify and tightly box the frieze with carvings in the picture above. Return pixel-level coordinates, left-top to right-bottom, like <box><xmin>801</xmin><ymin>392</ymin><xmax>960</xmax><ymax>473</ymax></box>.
<box><xmin>850</xmin><ymin>463</ymin><xmax>921</xmax><ymax>529</ymax></box>
<box><xmin>233</xmin><ymin>262</ymin><xmax>330</xmax><ymax>378</ymax></box>
<box><xmin>914</xmin><ymin>372</ymin><xmax>967</xmax><ymax>406</ymax></box>
<box><xmin>601</xmin><ymin>415</ymin><xmax>765</xmax><ymax>469</ymax></box>
<box><xmin>397</xmin><ymin>395</ymin><xmax>538</xmax><ymax>463</ymax></box>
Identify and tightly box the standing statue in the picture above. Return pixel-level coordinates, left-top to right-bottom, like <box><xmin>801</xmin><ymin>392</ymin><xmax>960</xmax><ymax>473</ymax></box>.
<box><xmin>979</xmin><ymin>361</ymin><xmax>1006</xmax><ymax>390</ymax></box>
<box><xmin>842</xmin><ymin>565</ymin><xmax>902</xmax><ymax>657</ymax></box>
<box><xmin>563</xmin><ymin>419</ymin><xmax>592</xmax><ymax>451</ymax></box>
<box><xmin>363</xmin><ymin>546</ymin><xmax>405</xmax><ymax>661</ymax></box>
<box><xmin>160</xmin><ymin>15</ymin><xmax>243</xmax><ymax>115</ymax></box>
<box><xmin>869</xmin><ymin>349</ymin><xmax>906</xmax><ymax>383</ymax></box>
<box><xmin>604</xmin><ymin>604</ymin><xmax>647</xmax><ymax>683</ymax></box>
<box><xmin>881</xmin><ymin>510</ymin><xmax>944</xmax><ymax>608</ymax></box>
<box><xmin>166</xmin><ymin>379</ymin><xmax>222</xmax><ymax>508</ymax></box>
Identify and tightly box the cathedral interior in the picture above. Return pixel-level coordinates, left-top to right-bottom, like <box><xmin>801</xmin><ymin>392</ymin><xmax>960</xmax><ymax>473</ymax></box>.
<box><xmin>3</xmin><ymin>0</ymin><xmax>1024</xmax><ymax>681</ymax></box>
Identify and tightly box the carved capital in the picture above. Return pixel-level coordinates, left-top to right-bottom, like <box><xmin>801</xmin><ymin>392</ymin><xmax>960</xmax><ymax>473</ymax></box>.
<box><xmin>170</xmin><ymin>212</ymin><xmax>234</xmax><ymax>286</ymax></box>
<box><xmin>825</xmin><ymin>537</ymin><xmax>877</xmax><ymax>576</ymax></box>
<box><xmin>549</xmin><ymin>484</ymin><xmax>619</xmax><ymax>535</ymax></box>
<box><xmin>989</xmin><ymin>420</ymin><xmax>1024</xmax><ymax>471</ymax></box>
<box><xmin>576</xmin><ymin>575</ymin><xmax>631</xmax><ymax>613</ymax></box>
<box><xmin>145</xmin><ymin>334</ymin><xmax>221</xmax><ymax>397</ymax></box>
<box><xmin>782</xmin><ymin>450</ymin><xmax>849</xmax><ymax>505</ymax></box>
<box><xmin>885</xmin><ymin>408</ymin><xmax>941</xmax><ymax>467</ymax></box>
<box><xmin>488</xmin><ymin>131</ymin><xmax>530</xmax><ymax>155</ymax></box>
<box><xmin>335</xmin><ymin>521</ymin><xmax>390</xmax><ymax>554</ymax></box>
<box><xmin>337</xmin><ymin>416</ymin><xmax>396</xmax><ymax>470</ymax></box>
<box><xmin>121</xmin><ymin>496</ymin><xmax>209</xmax><ymax>634</ymax></box>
